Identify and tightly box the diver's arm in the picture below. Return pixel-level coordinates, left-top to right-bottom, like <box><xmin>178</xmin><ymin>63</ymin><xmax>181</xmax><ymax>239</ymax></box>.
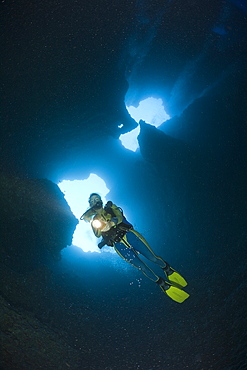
<box><xmin>80</xmin><ymin>207</ymin><xmax>96</xmax><ymax>222</ymax></box>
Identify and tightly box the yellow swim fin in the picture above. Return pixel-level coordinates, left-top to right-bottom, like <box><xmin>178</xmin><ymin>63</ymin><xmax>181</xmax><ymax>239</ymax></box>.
<box><xmin>156</xmin><ymin>278</ymin><xmax>189</xmax><ymax>303</ymax></box>
<box><xmin>164</xmin><ymin>285</ymin><xmax>190</xmax><ymax>303</ymax></box>
<box><xmin>162</xmin><ymin>264</ymin><xmax>188</xmax><ymax>288</ymax></box>
<box><xmin>168</xmin><ymin>269</ymin><xmax>188</xmax><ymax>288</ymax></box>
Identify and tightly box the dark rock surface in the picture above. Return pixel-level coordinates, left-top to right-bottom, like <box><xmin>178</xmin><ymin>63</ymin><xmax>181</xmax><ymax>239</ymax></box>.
<box><xmin>0</xmin><ymin>294</ymin><xmax>82</xmax><ymax>370</ymax></box>
<box><xmin>0</xmin><ymin>174</ymin><xmax>90</xmax><ymax>369</ymax></box>
<box><xmin>0</xmin><ymin>174</ymin><xmax>78</xmax><ymax>269</ymax></box>
<box><xmin>0</xmin><ymin>261</ymin><xmax>96</xmax><ymax>370</ymax></box>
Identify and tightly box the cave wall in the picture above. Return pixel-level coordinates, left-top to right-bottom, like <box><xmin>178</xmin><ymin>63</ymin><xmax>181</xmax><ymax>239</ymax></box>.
<box><xmin>0</xmin><ymin>174</ymin><xmax>94</xmax><ymax>369</ymax></box>
<box><xmin>0</xmin><ymin>174</ymin><xmax>78</xmax><ymax>270</ymax></box>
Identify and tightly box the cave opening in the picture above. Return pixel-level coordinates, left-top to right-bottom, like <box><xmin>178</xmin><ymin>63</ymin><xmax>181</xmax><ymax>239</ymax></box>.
<box><xmin>58</xmin><ymin>173</ymin><xmax>111</xmax><ymax>253</ymax></box>
<box><xmin>120</xmin><ymin>96</ymin><xmax>170</xmax><ymax>151</ymax></box>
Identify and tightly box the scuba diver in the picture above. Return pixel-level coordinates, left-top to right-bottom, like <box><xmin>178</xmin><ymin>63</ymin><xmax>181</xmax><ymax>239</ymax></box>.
<box><xmin>80</xmin><ymin>193</ymin><xmax>189</xmax><ymax>303</ymax></box>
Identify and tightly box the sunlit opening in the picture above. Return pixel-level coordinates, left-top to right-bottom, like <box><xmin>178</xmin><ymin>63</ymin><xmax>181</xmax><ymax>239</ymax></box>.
<box><xmin>127</xmin><ymin>97</ymin><xmax>170</xmax><ymax>128</ymax></box>
<box><xmin>121</xmin><ymin>97</ymin><xmax>170</xmax><ymax>151</ymax></box>
<box><xmin>119</xmin><ymin>125</ymin><xmax>140</xmax><ymax>152</ymax></box>
<box><xmin>58</xmin><ymin>174</ymin><xmax>110</xmax><ymax>253</ymax></box>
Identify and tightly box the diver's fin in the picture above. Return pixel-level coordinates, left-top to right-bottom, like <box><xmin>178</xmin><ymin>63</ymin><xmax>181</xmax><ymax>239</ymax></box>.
<box><xmin>156</xmin><ymin>278</ymin><xmax>189</xmax><ymax>303</ymax></box>
<box><xmin>162</xmin><ymin>265</ymin><xmax>188</xmax><ymax>288</ymax></box>
<box><xmin>164</xmin><ymin>284</ymin><xmax>190</xmax><ymax>303</ymax></box>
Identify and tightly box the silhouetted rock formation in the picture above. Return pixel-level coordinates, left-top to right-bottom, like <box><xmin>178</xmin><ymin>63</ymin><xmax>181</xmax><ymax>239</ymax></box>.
<box><xmin>0</xmin><ymin>174</ymin><xmax>78</xmax><ymax>271</ymax></box>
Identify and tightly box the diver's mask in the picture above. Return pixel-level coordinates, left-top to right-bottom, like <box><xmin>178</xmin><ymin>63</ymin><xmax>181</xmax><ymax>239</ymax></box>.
<box><xmin>89</xmin><ymin>194</ymin><xmax>103</xmax><ymax>209</ymax></box>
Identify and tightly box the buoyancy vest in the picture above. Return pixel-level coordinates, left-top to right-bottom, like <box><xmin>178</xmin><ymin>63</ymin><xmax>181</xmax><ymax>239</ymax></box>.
<box><xmin>92</xmin><ymin>201</ymin><xmax>133</xmax><ymax>244</ymax></box>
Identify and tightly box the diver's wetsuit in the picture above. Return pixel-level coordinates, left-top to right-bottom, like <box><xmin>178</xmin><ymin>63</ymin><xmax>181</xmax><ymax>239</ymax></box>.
<box><xmin>91</xmin><ymin>202</ymin><xmax>167</xmax><ymax>282</ymax></box>
<box><xmin>113</xmin><ymin>228</ymin><xmax>166</xmax><ymax>281</ymax></box>
<box><xmin>81</xmin><ymin>197</ymin><xmax>189</xmax><ymax>303</ymax></box>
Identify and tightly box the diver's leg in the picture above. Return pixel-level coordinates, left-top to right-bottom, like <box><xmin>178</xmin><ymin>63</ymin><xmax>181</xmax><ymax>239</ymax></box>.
<box><xmin>126</xmin><ymin>230</ymin><xmax>167</xmax><ymax>267</ymax></box>
<box><xmin>126</xmin><ymin>231</ymin><xmax>188</xmax><ymax>288</ymax></box>
<box><xmin>114</xmin><ymin>240</ymin><xmax>189</xmax><ymax>303</ymax></box>
<box><xmin>114</xmin><ymin>241</ymin><xmax>159</xmax><ymax>282</ymax></box>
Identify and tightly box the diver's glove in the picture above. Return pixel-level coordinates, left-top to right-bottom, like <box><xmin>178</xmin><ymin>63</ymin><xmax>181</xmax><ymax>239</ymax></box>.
<box><xmin>98</xmin><ymin>238</ymin><xmax>114</xmax><ymax>249</ymax></box>
<box><xmin>98</xmin><ymin>240</ymin><xmax>106</xmax><ymax>249</ymax></box>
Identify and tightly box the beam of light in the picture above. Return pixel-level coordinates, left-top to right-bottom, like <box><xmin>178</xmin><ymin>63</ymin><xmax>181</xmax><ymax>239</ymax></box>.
<box><xmin>58</xmin><ymin>174</ymin><xmax>110</xmax><ymax>253</ymax></box>
<box><xmin>121</xmin><ymin>97</ymin><xmax>170</xmax><ymax>152</ymax></box>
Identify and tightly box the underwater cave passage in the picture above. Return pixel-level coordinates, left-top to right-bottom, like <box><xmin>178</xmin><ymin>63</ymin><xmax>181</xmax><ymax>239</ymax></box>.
<box><xmin>58</xmin><ymin>174</ymin><xmax>110</xmax><ymax>253</ymax></box>
<box><xmin>120</xmin><ymin>97</ymin><xmax>170</xmax><ymax>152</ymax></box>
